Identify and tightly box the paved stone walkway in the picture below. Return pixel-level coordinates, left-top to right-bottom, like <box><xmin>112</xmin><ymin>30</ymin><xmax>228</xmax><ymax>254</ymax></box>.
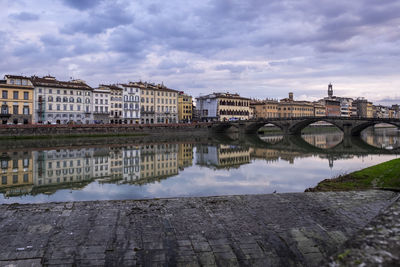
<box><xmin>0</xmin><ymin>190</ymin><xmax>398</xmax><ymax>267</ymax></box>
<box><xmin>328</xmin><ymin>192</ymin><xmax>400</xmax><ymax>266</ymax></box>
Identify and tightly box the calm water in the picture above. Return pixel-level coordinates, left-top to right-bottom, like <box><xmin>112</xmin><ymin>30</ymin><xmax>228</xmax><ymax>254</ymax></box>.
<box><xmin>1</xmin><ymin>127</ymin><xmax>399</xmax><ymax>204</ymax></box>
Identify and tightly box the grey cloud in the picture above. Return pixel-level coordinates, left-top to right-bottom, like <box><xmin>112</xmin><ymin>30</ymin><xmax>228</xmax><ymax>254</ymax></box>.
<box><xmin>12</xmin><ymin>43</ymin><xmax>42</xmax><ymax>57</ymax></box>
<box><xmin>9</xmin><ymin>12</ymin><xmax>39</xmax><ymax>21</ymax></box>
<box><xmin>215</xmin><ymin>64</ymin><xmax>247</xmax><ymax>74</ymax></box>
<box><xmin>62</xmin><ymin>0</ymin><xmax>102</xmax><ymax>10</ymax></box>
<box><xmin>61</xmin><ymin>3</ymin><xmax>133</xmax><ymax>35</ymax></box>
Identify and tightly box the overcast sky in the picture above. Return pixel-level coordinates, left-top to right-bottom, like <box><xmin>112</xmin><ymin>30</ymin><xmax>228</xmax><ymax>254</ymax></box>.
<box><xmin>2</xmin><ymin>0</ymin><xmax>400</xmax><ymax>104</ymax></box>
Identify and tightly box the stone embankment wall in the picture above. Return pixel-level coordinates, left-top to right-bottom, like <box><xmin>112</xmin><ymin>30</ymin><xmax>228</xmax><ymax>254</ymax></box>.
<box><xmin>0</xmin><ymin>123</ymin><xmax>212</xmax><ymax>137</ymax></box>
<box><xmin>0</xmin><ymin>190</ymin><xmax>397</xmax><ymax>266</ymax></box>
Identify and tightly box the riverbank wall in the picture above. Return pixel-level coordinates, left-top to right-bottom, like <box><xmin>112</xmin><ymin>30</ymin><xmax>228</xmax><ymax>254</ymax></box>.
<box><xmin>0</xmin><ymin>123</ymin><xmax>212</xmax><ymax>138</ymax></box>
<box><xmin>0</xmin><ymin>190</ymin><xmax>398</xmax><ymax>266</ymax></box>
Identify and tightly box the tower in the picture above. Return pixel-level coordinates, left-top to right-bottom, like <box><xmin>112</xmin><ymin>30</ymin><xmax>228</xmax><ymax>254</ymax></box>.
<box><xmin>328</xmin><ymin>83</ymin><xmax>333</xmax><ymax>98</ymax></box>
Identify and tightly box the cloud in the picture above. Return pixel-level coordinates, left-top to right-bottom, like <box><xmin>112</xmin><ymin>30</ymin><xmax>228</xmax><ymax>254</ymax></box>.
<box><xmin>62</xmin><ymin>0</ymin><xmax>102</xmax><ymax>10</ymax></box>
<box><xmin>61</xmin><ymin>2</ymin><xmax>134</xmax><ymax>35</ymax></box>
<box><xmin>9</xmin><ymin>12</ymin><xmax>39</xmax><ymax>21</ymax></box>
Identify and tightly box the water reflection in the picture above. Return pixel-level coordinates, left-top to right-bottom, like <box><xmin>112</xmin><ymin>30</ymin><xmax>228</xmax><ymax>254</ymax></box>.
<box><xmin>362</xmin><ymin>127</ymin><xmax>400</xmax><ymax>149</ymax></box>
<box><xmin>0</xmin><ymin>128</ymin><xmax>399</xmax><ymax>203</ymax></box>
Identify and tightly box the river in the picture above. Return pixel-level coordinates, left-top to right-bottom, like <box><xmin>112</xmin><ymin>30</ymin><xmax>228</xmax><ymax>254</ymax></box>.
<box><xmin>0</xmin><ymin>126</ymin><xmax>399</xmax><ymax>203</ymax></box>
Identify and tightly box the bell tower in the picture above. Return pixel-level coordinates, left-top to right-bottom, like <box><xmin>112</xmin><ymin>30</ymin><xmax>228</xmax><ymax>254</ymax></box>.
<box><xmin>328</xmin><ymin>83</ymin><xmax>333</xmax><ymax>98</ymax></box>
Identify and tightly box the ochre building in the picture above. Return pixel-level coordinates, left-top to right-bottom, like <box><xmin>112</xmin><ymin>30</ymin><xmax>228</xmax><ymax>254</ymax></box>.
<box><xmin>0</xmin><ymin>75</ymin><xmax>34</xmax><ymax>125</ymax></box>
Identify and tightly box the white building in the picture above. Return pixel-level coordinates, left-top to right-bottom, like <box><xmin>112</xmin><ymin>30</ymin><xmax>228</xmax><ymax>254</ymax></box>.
<box><xmin>93</xmin><ymin>87</ymin><xmax>110</xmax><ymax>124</ymax></box>
<box><xmin>119</xmin><ymin>83</ymin><xmax>140</xmax><ymax>124</ymax></box>
<box><xmin>32</xmin><ymin>76</ymin><xmax>93</xmax><ymax>124</ymax></box>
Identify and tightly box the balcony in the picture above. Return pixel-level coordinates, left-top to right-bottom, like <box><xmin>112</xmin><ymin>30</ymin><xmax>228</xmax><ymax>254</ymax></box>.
<box><xmin>0</xmin><ymin>113</ymin><xmax>11</xmax><ymax>118</ymax></box>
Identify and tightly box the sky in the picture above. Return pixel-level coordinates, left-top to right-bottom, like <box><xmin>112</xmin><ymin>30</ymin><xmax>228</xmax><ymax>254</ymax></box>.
<box><xmin>1</xmin><ymin>0</ymin><xmax>400</xmax><ymax>105</ymax></box>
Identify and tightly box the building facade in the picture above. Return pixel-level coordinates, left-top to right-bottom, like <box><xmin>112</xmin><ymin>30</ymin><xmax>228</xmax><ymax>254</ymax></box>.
<box><xmin>93</xmin><ymin>87</ymin><xmax>110</xmax><ymax>124</ymax></box>
<box><xmin>251</xmin><ymin>100</ymin><xmax>279</xmax><ymax>119</ymax></box>
<box><xmin>32</xmin><ymin>76</ymin><xmax>93</xmax><ymax>124</ymax></box>
<box><xmin>0</xmin><ymin>75</ymin><xmax>34</xmax><ymax>125</ymax></box>
<box><xmin>178</xmin><ymin>92</ymin><xmax>193</xmax><ymax>122</ymax></box>
<box><xmin>119</xmin><ymin>83</ymin><xmax>140</xmax><ymax>124</ymax></box>
<box><xmin>197</xmin><ymin>93</ymin><xmax>250</xmax><ymax>121</ymax></box>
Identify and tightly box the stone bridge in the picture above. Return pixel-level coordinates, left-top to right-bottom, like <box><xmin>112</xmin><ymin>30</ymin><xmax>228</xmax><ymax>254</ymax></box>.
<box><xmin>211</xmin><ymin>117</ymin><xmax>400</xmax><ymax>136</ymax></box>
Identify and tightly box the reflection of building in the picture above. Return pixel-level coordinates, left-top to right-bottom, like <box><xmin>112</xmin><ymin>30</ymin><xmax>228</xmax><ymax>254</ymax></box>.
<box><xmin>197</xmin><ymin>93</ymin><xmax>250</xmax><ymax>121</ymax></box>
<box><xmin>122</xmin><ymin>146</ymin><xmax>140</xmax><ymax>183</ymax></box>
<box><xmin>0</xmin><ymin>151</ymin><xmax>33</xmax><ymax>196</ymax></box>
<box><xmin>302</xmin><ymin>133</ymin><xmax>343</xmax><ymax>149</ymax></box>
<box><xmin>196</xmin><ymin>144</ymin><xmax>251</xmax><ymax>169</ymax></box>
<box><xmin>178</xmin><ymin>143</ymin><xmax>193</xmax><ymax>169</ymax></box>
<box><xmin>109</xmin><ymin>148</ymin><xmax>123</xmax><ymax>181</ymax></box>
<box><xmin>0</xmin><ymin>75</ymin><xmax>34</xmax><ymax>125</ymax></box>
<box><xmin>139</xmin><ymin>144</ymin><xmax>178</xmax><ymax>184</ymax></box>
<box><xmin>32</xmin><ymin>148</ymin><xmax>94</xmax><ymax>187</ymax></box>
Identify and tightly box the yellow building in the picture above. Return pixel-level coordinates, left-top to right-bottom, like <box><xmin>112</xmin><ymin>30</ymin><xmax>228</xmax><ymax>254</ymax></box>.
<box><xmin>178</xmin><ymin>92</ymin><xmax>193</xmax><ymax>122</ymax></box>
<box><xmin>178</xmin><ymin>143</ymin><xmax>193</xmax><ymax>169</ymax></box>
<box><xmin>278</xmin><ymin>93</ymin><xmax>314</xmax><ymax>118</ymax></box>
<box><xmin>132</xmin><ymin>82</ymin><xmax>179</xmax><ymax>124</ymax></box>
<box><xmin>367</xmin><ymin>102</ymin><xmax>374</xmax><ymax>118</ymax></box>
<box><xmin>0</xmin><ymin>75</ymin><xmax>34</xmax><ymax>124</ymax></box>
<box><xmin>251</xmin><ymin>100</ymin><xmax>279</xmax><ymax>119</ymax></box>
<box><xmin>313</xmin><ymin>103</ymin><xmax>326</xmax><ymax>117</ymax></box>
<box><xmin>0</xmin><ymin>151</ymin><xmax>34</xmax><ymax>197</ymax></box>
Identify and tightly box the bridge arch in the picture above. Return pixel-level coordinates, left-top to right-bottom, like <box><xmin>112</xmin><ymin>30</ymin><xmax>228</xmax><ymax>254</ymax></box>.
<box><xmin>287</xmin><ymin>118</ymin><xmax>344</xmax><ymax>135</ymax></box>
<box><xmin>351</xmin><ymin>121</ymin><xmax>400</xmax><ymax>136</ymax></box>
<box><xmin>244</xmin><ymin>121</ymin><xmax>285</xmax><ymax>134</ymax></box>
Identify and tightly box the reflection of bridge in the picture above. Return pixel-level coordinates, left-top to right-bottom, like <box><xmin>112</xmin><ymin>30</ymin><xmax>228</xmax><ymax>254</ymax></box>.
<box><xmin>211</xmin><ymin>117</ymin><xmax>400</xmax><ymax>136</ymax></box>
<box><xmin>212</xmin><ymin>133</ymin><xmax>400</xmax><ymax>157</ymax></box>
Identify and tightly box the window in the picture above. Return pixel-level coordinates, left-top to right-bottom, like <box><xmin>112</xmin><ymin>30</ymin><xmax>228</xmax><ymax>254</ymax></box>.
<box><xmin>13</xmin><ymin>105</ymin><xmax>18</xmax><ymax>115</ymax></box>
<box><xmin>13</xmin><ymin>91</ymin><xmax>19</xmax><ymax>99</ymax></box>
<box><xmin>49</xmin><ymin>104</ymin><xmax>52</xmax><ymax>110</ymax></box>
<box><xmin>57</xmin><ymin>104</ymin><xmax>60</xmax><ymax>111</ymax></box>
<box><xmin>2</xmin><ymin>91</ymin><xmax>8</xmax><ymax>99</ymax></box>
<box><xmin>56</xmin><ymin>96</ymin><xmax>61</xmax><ymax>102</ymax></box>
<box><xmin>24</xmin><ymin>92</ymin><xmax>29</xmax><ymax>100</ymax></box>
<box><xmin>48</xmin><ymin>96</ymin><xmax>53</xmax><ymax>102</ymax></box>
<box><xmin>23</xmin><ymin>106</ymin><xmax>29</xmax><ymax>115</ymax></box>
<box><xmin>1</xmin><ymin>176</ymin><xmax>6</xmax><ymax>185</ymax></box>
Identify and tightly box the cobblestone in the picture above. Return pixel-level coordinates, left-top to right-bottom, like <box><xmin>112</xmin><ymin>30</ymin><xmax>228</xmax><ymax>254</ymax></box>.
<box><xmin>0</xmin><ymin>190</ymin><xmax>398</xmax><ymax>266</ymax></box>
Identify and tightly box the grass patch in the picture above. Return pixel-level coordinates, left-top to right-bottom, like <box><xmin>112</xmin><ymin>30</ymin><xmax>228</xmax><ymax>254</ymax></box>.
<box><xmin>306</xmin><ymin>158</ymin><xmax>400</xmax><ymax>192</ymax></box>
<box><xmin>0</xmin><ymin>132</ymin><xmax>148</xmax><ymax>140</ymax></box>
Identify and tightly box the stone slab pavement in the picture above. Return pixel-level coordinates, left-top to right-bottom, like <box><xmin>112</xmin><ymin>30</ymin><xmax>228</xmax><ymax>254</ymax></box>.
<box><xmin>0</xmin><ymin>190</ymin><xmax>398</xmax><ymax>267</ymax></box>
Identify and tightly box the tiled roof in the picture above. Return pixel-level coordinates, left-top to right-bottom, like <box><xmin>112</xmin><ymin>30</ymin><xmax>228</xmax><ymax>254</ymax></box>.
<box><xmin>31</xmin><ymin>76</ymin><xmax>92</xmax><ymax>90</ymax></box>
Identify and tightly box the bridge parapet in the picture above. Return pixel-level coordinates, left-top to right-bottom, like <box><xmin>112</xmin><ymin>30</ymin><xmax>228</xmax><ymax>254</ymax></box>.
<box><xmin>211</xmin><ymin>117</ymin><xmax>400</xmax><ymax>136</ymax></box>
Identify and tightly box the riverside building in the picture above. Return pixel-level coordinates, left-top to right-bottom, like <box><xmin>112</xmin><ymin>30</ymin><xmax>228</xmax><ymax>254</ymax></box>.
<box><xmin>31</xmin><ymin>76</ymin><xmax>93</xmax><ymax>124</ymax></box>
<box><xmin>98</xmin><ymin>85</ymin><xmax>123</xmax><ymax>124</ymax></box>
<box><xmin>0</xmin><ymin>75</ymin><xmax>34</xmax><ymax>125</ymax></box>
<box><xmin>93</xmin><ymin>87</ymin><xmax>110</xmax><ymax>124</ymax></box>
<box><xmin>196</xmin><ymin>92</ymin><xmax>250</xmax><ymax>121</ymax></box>
<box><xmin>119</xmin><ymin>83</ymin><xmax>140</xmax><ymax>124</ymax></box>
<box><xmin>138</xmin><ymin>82</ymin><xmax>179</xmax><ymax>124</ymax></box>
<box><xmin>178</xmin><ymin>92</ymin><xmax>193</xmax><ymax>122</ymax></box>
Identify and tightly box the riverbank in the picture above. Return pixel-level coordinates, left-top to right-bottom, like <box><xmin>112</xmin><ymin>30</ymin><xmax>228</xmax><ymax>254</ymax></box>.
<box><xmin>306</xmin><ymin>158</ymin><xmax>400</xmax><ymax>192</ymax></box>
<box><xmin>0</xmin><ymin>190</ymin><xmax>397</xmax><ymax>266</ymax></box>
<box><xmin>0</xmin><ymin>123</ymin><xmax>211</xmax><ymax>139</ymax></box>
